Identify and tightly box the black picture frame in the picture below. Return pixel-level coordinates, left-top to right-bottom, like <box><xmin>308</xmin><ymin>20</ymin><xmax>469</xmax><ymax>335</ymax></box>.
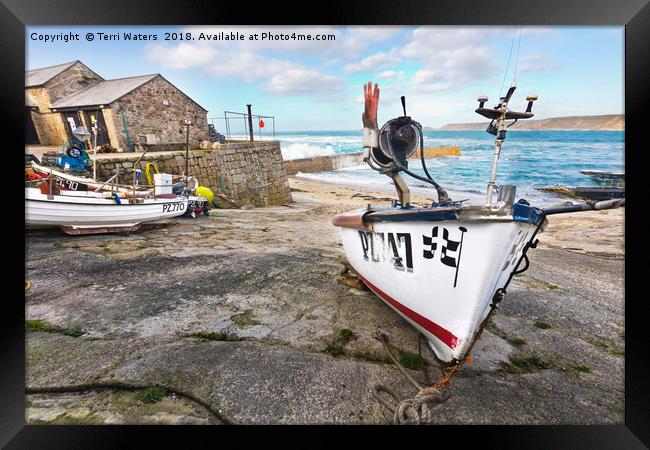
<box><xmin>2</xmin><ymin>0</ymin><xmax>647</xmax><ymax>447</ymax></box>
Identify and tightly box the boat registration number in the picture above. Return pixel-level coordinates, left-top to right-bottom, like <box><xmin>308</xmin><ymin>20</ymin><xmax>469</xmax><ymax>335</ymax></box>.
<box><xmin>56</xmin><ymin>178</ymin><xmax>88</xmax><ymax>192</ymax></box>
<box><xmin>162</xmin><ymin>202</ymin><xmax>186</xmax><ymax>212</ymax></box>
<box><xmin>358</xmin><ymin>226</ymin><xmax>468</xmax><ymax>287</ymax></box>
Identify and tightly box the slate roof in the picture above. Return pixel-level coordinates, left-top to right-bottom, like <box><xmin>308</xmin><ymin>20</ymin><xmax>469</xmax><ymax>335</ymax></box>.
<box><xmin>50</xmin><ymin>74</ymin><xmax>159</xmax><ymax>109</ymax></box>
<box><xmin>26</xmin><ymin>61</ymin><xmax>78</xmax><ymax>87</ymax></box>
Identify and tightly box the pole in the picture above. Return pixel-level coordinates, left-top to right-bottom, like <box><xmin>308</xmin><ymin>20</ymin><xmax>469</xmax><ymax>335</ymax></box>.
<box><xmin>48</xmin><ymin>167</ymin><xmax>54</xmax><ymax>200</ymax></box>
<box><xmin>486</xmin><ymin>138</ymin><xmax>503</xmax><ymax>205</ymax></box>
<box><xmin>246</xmin><ymin>104</ymin><xmax>254</xmax><ymax>142</ymax></box>
<box><xmin>185</xmin><ymin>121</ymin><xmax>190</xmax><ymax>181</ymax></box>
<box><xmin>486</xmin><ymin>97</ymin><xmax>508</xmax><ymax>204</ymax></box>
<box><xmin>92</xmin><ymin>119</ymin><xmax>98</xmax><ymax>180</ymax></box>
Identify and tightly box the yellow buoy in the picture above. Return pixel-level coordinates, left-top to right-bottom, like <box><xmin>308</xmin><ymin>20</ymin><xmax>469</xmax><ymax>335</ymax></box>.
<box><xmin>195</xmin><ymin>186</ymin><xmax>215</xmax><ymax>205</ymax></box>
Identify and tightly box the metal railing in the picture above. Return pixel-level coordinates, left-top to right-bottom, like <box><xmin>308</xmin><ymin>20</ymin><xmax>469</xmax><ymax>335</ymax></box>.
<box><xmin>208</xmin><ymin>110</ymin><xmax>276</xmax><ymax>142</ymax></box>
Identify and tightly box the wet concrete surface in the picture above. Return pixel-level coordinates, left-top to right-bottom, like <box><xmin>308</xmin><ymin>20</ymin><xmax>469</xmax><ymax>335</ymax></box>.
<box><xmin>25</xmin><ymin>192</ymin><xmax>624</xmax><ymax>424</ymax></box>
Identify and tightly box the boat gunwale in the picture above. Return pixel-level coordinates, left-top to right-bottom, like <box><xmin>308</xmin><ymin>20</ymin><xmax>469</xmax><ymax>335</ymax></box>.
<box><xmin>333</xmin><ymin>202</ymin><xmax>545</xmax><ymax>227</ymax></box>
<box><xmin>25</xmin><ymin>189</ymin><xmax>188</xmax><ymax>207</ymax></box>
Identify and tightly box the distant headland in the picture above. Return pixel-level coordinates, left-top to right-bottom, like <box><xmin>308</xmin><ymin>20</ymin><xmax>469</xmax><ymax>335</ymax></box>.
<box><xmin>433</xmin><ymin>114</ymin><xmax>624</xmax><ymax>131</ymax></box>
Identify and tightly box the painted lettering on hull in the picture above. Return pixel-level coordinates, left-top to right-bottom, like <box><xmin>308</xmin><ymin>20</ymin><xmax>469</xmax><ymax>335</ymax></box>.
<box><xmin>358</xmin><ymin>231</ymin><xmax>413</xmax><ymax>272</ymax></box>
<box><xmin>162</xmin><ymin>202</ymin><xmax>186</xmax><ymax>213</ymax></box>
<box><xmin>422</xmin><ymin>226</ymin><xmax>468</xmax><ymax>288</ymax></box>
<box><xmin>357</xmin><ymin>226</ymin><xmax>468</xmax><ymax>288</ymax></box>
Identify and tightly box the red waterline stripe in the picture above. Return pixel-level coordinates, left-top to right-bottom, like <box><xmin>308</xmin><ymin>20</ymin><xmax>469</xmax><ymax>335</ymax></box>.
<box><xmin>354</xmin><ymin>268</ymin><xmax>459</xmax><ymax>350</ymax></box>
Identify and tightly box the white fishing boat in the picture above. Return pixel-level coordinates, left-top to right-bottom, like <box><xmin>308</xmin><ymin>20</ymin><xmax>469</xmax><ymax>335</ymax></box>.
<box><xmin>333</xmin><ymin>81</ymin><xmax>624</xmax><ymax>364</ymax></box>
<box><xmin>28</xmin><ymin>158</ymin><xmax>210</xmax><ymax>213</ymax></box>
<box><xmin>25</xmin><ymin>185</ymin><xmax>188</xmax><ymax>234</ymax></box>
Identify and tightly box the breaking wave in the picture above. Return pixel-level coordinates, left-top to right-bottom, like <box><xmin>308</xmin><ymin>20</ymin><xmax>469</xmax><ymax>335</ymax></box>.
<box><xmin>282</xmin><ymin>129</ymin><xmax>624</xmax><ymax>205</ymax></box>
<box><xmin>281</xmin><ymin>143</ymin><xmax>335</xmax><ymax>160</ymax></box>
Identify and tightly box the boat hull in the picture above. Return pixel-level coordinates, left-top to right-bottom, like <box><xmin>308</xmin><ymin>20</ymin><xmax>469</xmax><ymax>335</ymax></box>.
<box><xmin>338</xmin><ymin>217</ymin><xmax>540</xmax><ymax>362</ymax></box>
<box><xmin>25</xmin><ymin>188</ymin><xmax>188</xmax><ymax>232</ymax></box>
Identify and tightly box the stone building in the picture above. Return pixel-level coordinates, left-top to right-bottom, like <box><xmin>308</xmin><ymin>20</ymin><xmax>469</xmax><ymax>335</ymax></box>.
<box><xmin>26</xmin><ymin>61</ymin><xmax>103</xmax><ymax>145</ymax></box>
<box><xmin>26</xmin><ymin>60</ymin><xmax>209</xmax><ymax>151</ymax></box>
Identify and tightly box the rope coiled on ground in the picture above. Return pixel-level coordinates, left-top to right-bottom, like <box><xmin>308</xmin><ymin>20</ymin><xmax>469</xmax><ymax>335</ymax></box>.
<box><xmin>371</xmin><ymin>332</ymin><xmax>452</xmax><ymax>424</ymax></box>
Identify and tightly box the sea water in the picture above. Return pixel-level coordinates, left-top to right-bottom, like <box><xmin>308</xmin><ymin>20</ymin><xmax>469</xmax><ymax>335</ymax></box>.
<box><xmin>275</xmin><ymin>130</ymin><xmax>625</xmax><ymax>206</ymax></box>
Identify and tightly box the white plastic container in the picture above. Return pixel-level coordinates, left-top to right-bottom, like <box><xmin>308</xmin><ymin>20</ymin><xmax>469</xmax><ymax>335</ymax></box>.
<box><xmin>154</xmin><ymin>173</ymin><xmax>173</xmax><ymax>195</ymax></box>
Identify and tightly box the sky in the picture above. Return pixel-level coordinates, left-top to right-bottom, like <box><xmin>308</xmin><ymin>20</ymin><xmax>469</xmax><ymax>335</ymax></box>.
<box><xmin>27</xmin><ymin>26</ymin><xmax>624</xmax><ymax>131</ymax></box>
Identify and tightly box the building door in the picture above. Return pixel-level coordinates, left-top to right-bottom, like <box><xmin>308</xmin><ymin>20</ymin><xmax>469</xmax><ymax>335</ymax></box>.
<box><xmin>82</xmin><ymin>109</ymin><xmax>109</xmax><ymax>146</ymax></box>
<box><xmin>62</xmin><ymin>111</ymin><xmax>83</xmax><ymax>140</ymax></box>
<box><xmin>25</xmin><ymin>108</ymin><xmax>40</xmax><ymax>145</ymax></box>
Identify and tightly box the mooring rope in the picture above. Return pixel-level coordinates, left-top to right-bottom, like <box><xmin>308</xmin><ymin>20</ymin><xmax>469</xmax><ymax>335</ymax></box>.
<box><xmin>371</xmin><ymin>332</ymin><xmax>451</xmax><ymax>424</ymax></box>
<box><xmin>26</xmin><ymin>381</ymin><xmax>232</xmax><ymax>424</ymax></box>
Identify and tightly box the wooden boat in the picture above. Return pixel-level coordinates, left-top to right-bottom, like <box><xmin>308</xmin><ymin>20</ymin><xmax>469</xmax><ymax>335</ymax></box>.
<box><xmin>333</xmin><ymin>82</ymin><xmax>625</xmax><ymax>363</ymax></box>
<box><xmin>25</xmin><ymin>186</ymin><xmax>188</xmax><ymax>235</ymax></box>
<box><xmin>579</xmin><ymin>170</ymin><xmax>624</xmax><ymax>187</ymax></box>
<box><xmin>538</xmin><ymin>186</ymin><xmax>624</xmax><ymax>201</ymax></box>
<box><xmin>29</xmin><ymin>161</ymin><xmax>209</xmax><ymax>215</ymax></box>
<box><xmin>538</xmin><ymin>170</ymin><xmax>625</xmax><ymax>201</ymax></box>
<box><xmin>334</xmin><ymin>201</ymin><xmax>545</xmax><ymax>362</ymax></box>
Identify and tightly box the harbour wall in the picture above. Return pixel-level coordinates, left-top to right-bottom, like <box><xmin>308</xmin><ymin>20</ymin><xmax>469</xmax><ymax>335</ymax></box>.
<box><xmin>283</xmin><ymin>146</ymin><xmax>461</xmax><ymax>175</ymax></box>
<box><xmin>37</xmin><ymin>143</ymin><xmax>460</xmax><ymax>209</ymax></box>
<box><xmin>90</xmin><ymin>141</ymin><xmax>292</xmax><ymax>208</ymax></box>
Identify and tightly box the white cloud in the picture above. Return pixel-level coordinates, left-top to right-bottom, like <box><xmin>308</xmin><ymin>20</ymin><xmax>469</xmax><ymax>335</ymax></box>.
<box><xmin>412</xmin><ymin>68</ymin><xmax>444</xmax><ymax>85</ymax></box>
<box><xmin>147</xmin><ymin>38</ymin><xmax>345</xmax><ymax>97</ymax></box>
<box><xmin>400</xmin><ymin>27</ymin><xmax>499</xmax><ymax>87</ymax></box>
<box><xmin>145</xmin><ymin>25</ymin><xmax>564</xmax><ymax>104</ymax></box>
<box><xmin>340</xmin><ymin>27</ymin><xmax>403</xmax><ymax>58</ymax></box>
<box><xmin>146</xmin><ymin>42</ymin><xmax>216</xmax><ymax>69</ymax></box>
<box><xmin>516</xmin><ymin>53</ymin><xmax>564</xmax><ymax>73</ymax></box>
<box><xmin>204</xmin><ymin>52</ymin><xmax>298</xmax><ymax>83</ymax></box>
<box><xmin>401</xmin><ymin>27</ymin><xmax>488</xmax><ymax>60</ymax></box>
<box><xmin>343</xmin><ymin>51</ymin><xmax>399</xmax><ymax>74</ymax></box>
<box><xmin>378</xmin><ymin>70</ymin><xmax>396</xmax><ymax>78</ymax></box>
<box><xmin>520</xmin><ymin>27</ymin><xmax>559</xmax><ymax>37</ymax></box>
<box><xmin>264</xmin><ymin>68</ymin><xmax>343</xmax><ymax>95</ymax></box>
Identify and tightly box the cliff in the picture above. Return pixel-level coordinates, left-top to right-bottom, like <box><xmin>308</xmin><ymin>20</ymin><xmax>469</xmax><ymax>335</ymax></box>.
<box><xmin>438</xmin><ymin>114</ymin><xmax>624</xmax><ymax>131</ymax></box>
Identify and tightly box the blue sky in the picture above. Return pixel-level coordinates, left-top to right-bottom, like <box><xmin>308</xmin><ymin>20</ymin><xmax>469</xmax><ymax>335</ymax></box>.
<box><xmin>27</xmin><ymin>26</ymin><xmax>623</xmax><ymax>131</ymax></box>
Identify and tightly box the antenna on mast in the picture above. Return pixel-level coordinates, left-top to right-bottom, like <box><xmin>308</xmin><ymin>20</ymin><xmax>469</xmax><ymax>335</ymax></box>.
<box><xmin>476</xmin><ymin>28</ymin><xmax>538</xmax><ymax>205</ymax></box>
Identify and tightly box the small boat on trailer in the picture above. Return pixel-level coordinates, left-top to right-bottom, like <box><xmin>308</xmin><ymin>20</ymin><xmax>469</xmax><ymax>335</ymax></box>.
<box><xmin>333</xmin><ymin>82</ymin><xmax>625</xmax><ymax>364</ymax></box>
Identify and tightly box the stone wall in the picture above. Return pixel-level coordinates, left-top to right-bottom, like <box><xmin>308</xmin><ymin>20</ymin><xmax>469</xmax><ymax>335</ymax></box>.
<box><xmin>283</xmin><ymin>146</ymin><xmax>462</xmax><ymax>175</ymax></box>
<box><xmin>109</xmin><ymin>75</ymin><xmax>209</xmax><ymax>151</ymax></box>
<box><xmin>94</xmin><ymin>141</ymin><xmax>291</xmax><ymax>208</ymax></box>
<box><xmin>331</xmin><ymin>152</ymin><xmax>366</xmax><ymax>170</ymax></box>
<box><xmin>283</xmin><ymin>154</ymin><xmax>337</xmax><ymax>175</ymax></box>
<box><xmin>412</xmin><ymin>146</ymin><xmax>461</xmax><ymax>158</ymax></box>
